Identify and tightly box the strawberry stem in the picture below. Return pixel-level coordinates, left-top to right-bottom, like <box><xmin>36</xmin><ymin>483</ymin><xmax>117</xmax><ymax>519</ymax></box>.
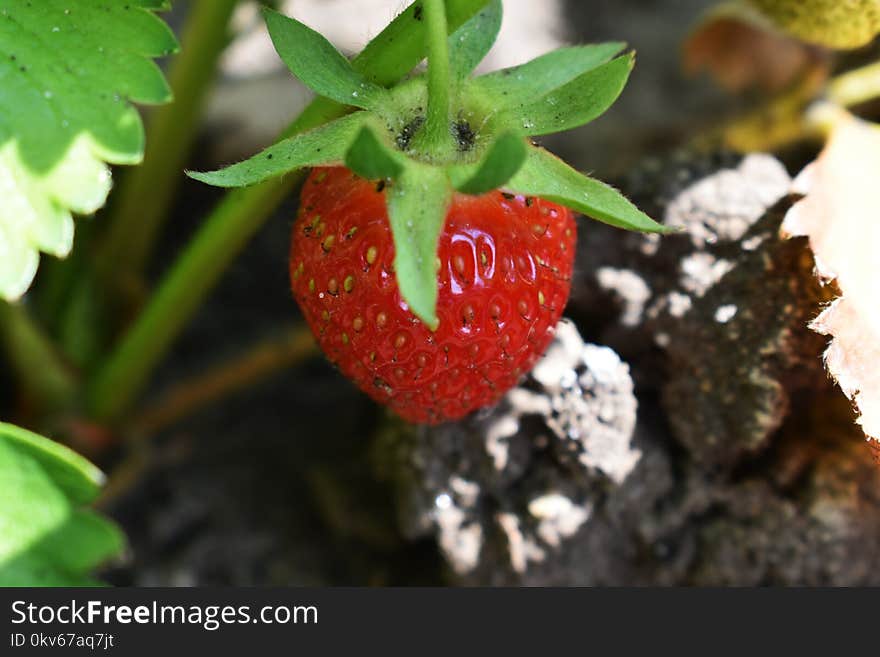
<box><xmin>421</xmin><ymin>0</ymin><xmax>454</xmax><ymax>157</ymax></box>
<box><xmin>96</xmin><ymin>0</ymin><xmax>240</xmax><ymax>291</ymax></box>
<box><xmin>0</xmin><ymin>301</ymin><xmax>77</xmax><ymax>415</ymax></box>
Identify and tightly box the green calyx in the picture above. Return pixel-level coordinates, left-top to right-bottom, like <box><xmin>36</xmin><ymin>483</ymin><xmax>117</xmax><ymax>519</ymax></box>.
<box><xmin>189</xmin><ymin>0</ymin><xmax>670</xmax><ymax>328</ymax></box>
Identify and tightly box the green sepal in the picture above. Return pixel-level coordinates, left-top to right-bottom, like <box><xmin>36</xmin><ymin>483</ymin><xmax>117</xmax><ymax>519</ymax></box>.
<box><xmin>497</xmin><ymin>54</ymin><xmax>635</xmax><ymax>136</ymax></box>
<box><xmin>506</xmin><ymin>145</ymin><xmax>671</xmax><ymax>233</ymax></box>
<box><xmin>469</xmin><ymin>42</ymin><xmax>626</xmax><ymax>110</ymax></box>
<box><xmin>387</xmin><ymin>164</ymin><xmax>453</xmax><ymax>329</ymax></box>
<box><xmin>448</xmin><ymin>132</ymin><xmax>527</xmax><ymax>194</ymax></box>
<box><xmin>263</xmin><ymin>7</ymin><xmax>388</xmax><ymax>110</ymax></box>
<box><xmin>449</xmin><ymin>0</ymin><xmax>503</xmax><ymax>81</ymax></box>
<box><xmin>345</xmin><ymin>124</ymin><xmax>405</xmax><ymax>181</ymax></box>
<box><xmin>189</xmin><ymin>0</ymin><xmax>496</xmax><ymax>191</ymax></box>
<box><xmin>187</xmin><ymin>113</ymin><xmax>369</xmax><ymax>188</ymax></box>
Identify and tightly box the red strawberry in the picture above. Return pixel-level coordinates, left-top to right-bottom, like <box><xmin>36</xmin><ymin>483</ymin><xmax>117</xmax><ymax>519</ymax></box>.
<box><xmin>193</xmin><ymin>5</ymin><xmax>665</xmax><ymax>426</ymax></box>
<box><xmin>185</xmin><ymin>4</ymin><xmax>664</xmax><ymax>431</ymax></box>
<box><xmin>290</xmin><ymin>166</ymin><xmax>576</xmax><ymax>424</ymax></box>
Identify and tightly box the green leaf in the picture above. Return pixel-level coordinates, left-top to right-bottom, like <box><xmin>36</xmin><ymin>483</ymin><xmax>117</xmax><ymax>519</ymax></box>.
<box><xmin>345</xmin><ymin>124</ymin><xmax>404</xmax><ymax>181</ymax></box>
<box><xmin>0</xmin><ymin>422</ymin><xmax>124</xmax><ymax>586</ymax></box>
<box><xmin>0</xmin><ymin>420</ymin><xmax>102</xmax><ymax>504</ymax></box>
<box><xmin>188</xmin><ymin>113</ymin><xmax>369</xmax><ymax>188</ymax></box>
<box><xmin>449</xmin><ymin>0</ymin><xmax>503</xmax><ymax>81</ymax></box>
<box><xmin>449</xmin><ymin>132</ymin><xmax>527</xmax><ymax>194</ymax></box>
<box><xmin>0</xmin><ymin>510</ymin><xmax>123</xmax><ymax>587</ymax></box>
<box><xmin>263</xmin><ymin>7</ymin><xmax>388</xmax><ymax>110</ymax></box>
<box><xmin>506</xmin><ymin>145</ymin><xmax>671</xmax><ymax>233</ymax></box>
<box><xmin>497</xmin><ymin>54</ymin><xmax>634</xmax><ymax>136</ymax></box>
<box><xmin>0</xmin><ymin>0</ymin><xmax>177</xmax><ymax>301</ymax></box>
<box><xmin>387</xmin><ymin>164</ymin><xmax>452</xmax><ymax>328</ymax></box>
<box><xmin>470</xmin><ymin>42</ymin><xmax>626</xmax><ymax>109</ymax></box>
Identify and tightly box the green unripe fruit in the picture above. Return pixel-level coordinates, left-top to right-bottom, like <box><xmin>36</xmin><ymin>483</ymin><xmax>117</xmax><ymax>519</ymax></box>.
<box><xmin>749</xmin><ymin>0</ymin><xmax>880</xmax><ymax>48</ymax></box>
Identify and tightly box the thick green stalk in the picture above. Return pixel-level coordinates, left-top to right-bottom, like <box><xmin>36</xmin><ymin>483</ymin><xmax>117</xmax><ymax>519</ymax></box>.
<box><xmin>98</xmin><ymin>0</ymin><xmax>240</xmax><ymax>284</ymax></box>
<box><xmin>88</xmin><ymin>0</ymin><xmax>491</xmax><ymax>422</ymax></box>
<box><xmin>0</xmin><ymin>302</ymin><xmax>77</xmax><ymax>414</ymax></box>
<box><xmin>87</xmin><ymin>177</ymin><xmax>295</xmax><ymax>421</ymax></box>
<box><xmin>422</xmin><ymin>0</ymin><xmax>454</xmax><ymax>155</ymax></box>
<box><xmin>42</xmin><ymin>0</ymin><xmax>240</xmax><ymax>367</ymax></box>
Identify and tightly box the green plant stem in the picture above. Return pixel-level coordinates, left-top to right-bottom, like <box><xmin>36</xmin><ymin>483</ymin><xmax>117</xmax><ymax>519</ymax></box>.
<box><xmin>97</xmin><ymin>0</ymin><xmax>240</xmax><ymax>288</ymax></box>
<box><xmin>86</xmin><ymin>173</ymin><xmax>298</xmax><ymax>422</ymax></box>
<box><xmin>0</xmin><ymin>302</ymin><xmax>77</xmax><ymax>414</ymax></box>
<box><xmin>40</xmin><ymin>0</ymin><xmax>240</xmax><ymax>368</ymax></box>
<box><xmin>422</xmin><ymin>0</ymin><xmax>454</xmax><ymax>155</ymax></box>
<box><xmin>87</xmin><ymin>97</ymin><xmax>354</xmax><ymax>423</ymax></box>
<box><xmin>88</xmin><ymin>0</ymin><xmax>492</xmax><ymax>422</ymax></box>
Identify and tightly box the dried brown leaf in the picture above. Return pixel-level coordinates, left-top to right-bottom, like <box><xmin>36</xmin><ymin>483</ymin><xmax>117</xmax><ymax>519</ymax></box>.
<box><xmin>783</xmin><ymin>115</ymin><xmax>880</xmax><ymax>442</ymax></box>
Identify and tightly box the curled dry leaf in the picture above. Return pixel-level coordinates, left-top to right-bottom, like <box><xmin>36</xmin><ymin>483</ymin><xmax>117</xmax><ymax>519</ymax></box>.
<box><xmin>684</xmin><ymin>3</ymin><xmax>828</xmax><ymax>94</ymax></box>
<box><xmin>782</xmin><ymin>114</ymin><xmax>880</xmax><ymax>443</ymax></box>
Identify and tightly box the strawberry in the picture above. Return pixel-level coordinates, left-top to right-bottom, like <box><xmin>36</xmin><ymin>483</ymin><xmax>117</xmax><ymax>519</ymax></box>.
<box><xmin>192</xmin><ymin>1</ymin><xmax>667</xmax><ymax>425</ymax></box>
<box><xmin>291</xmin><ymin>166</ymin><xmax>576</xmax><ymax>424</ymax></box>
